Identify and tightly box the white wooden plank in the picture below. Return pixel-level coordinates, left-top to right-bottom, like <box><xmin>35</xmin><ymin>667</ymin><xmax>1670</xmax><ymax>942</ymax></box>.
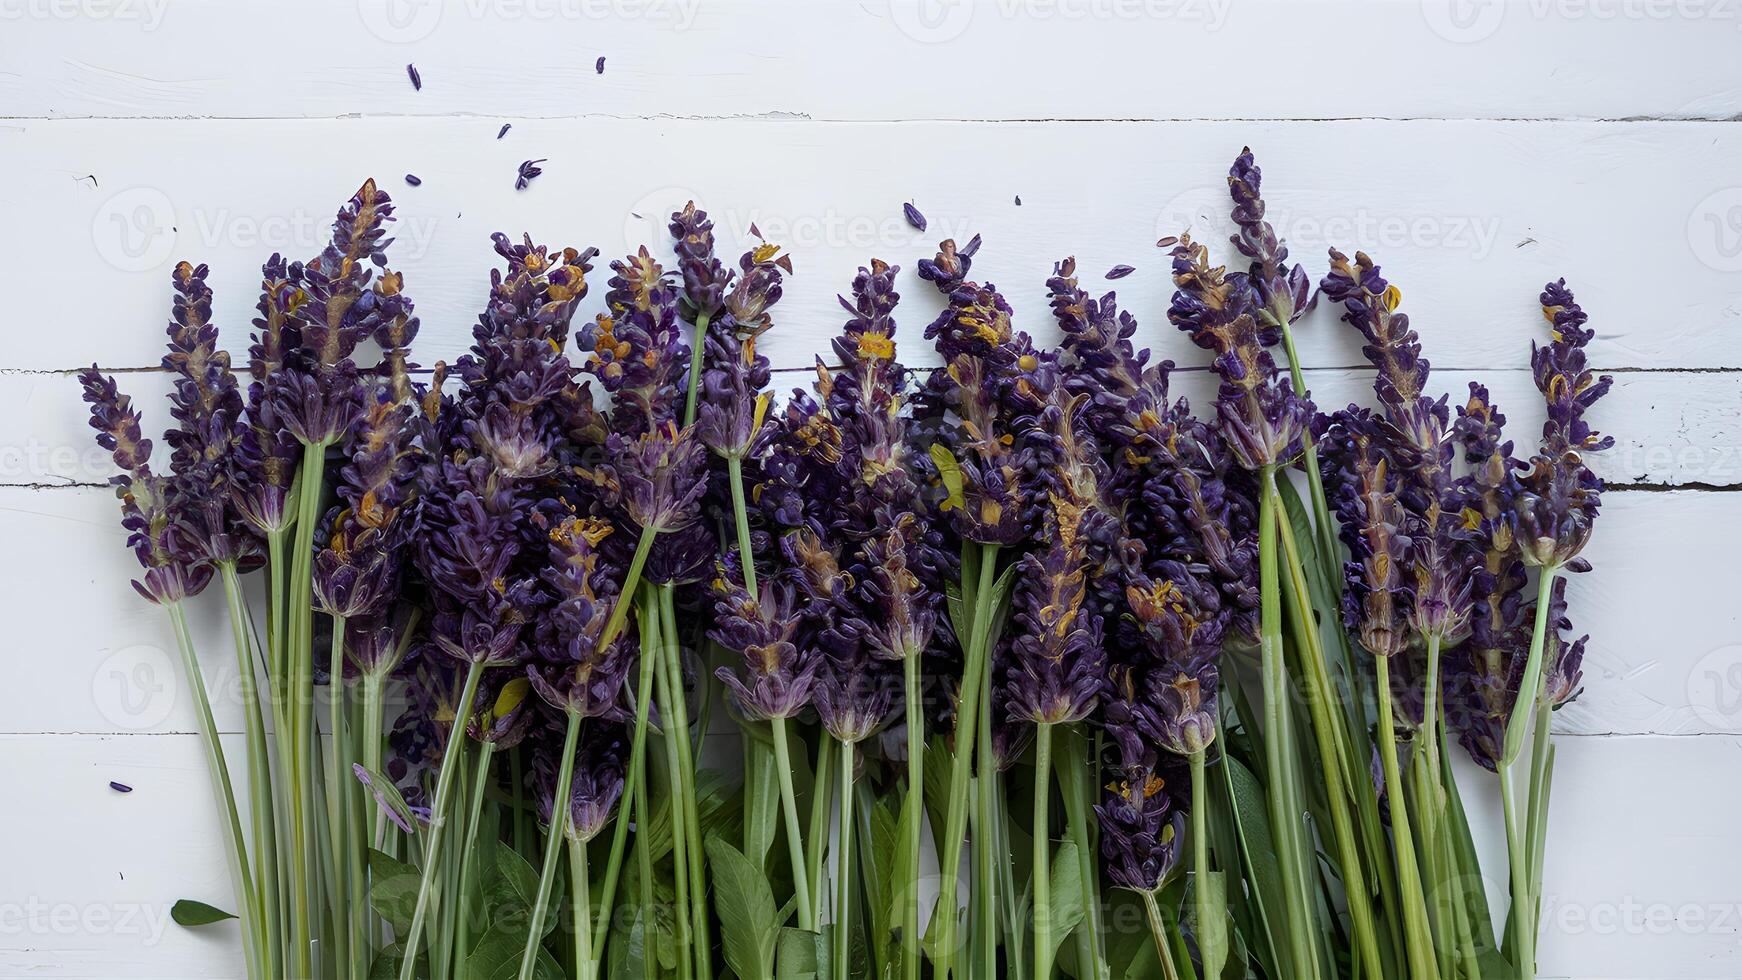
<box><xmin>6</xmin><ymin>118</ymin><xmax>1740</xmax><ymax>373</ymax></box>
<box><xmin>0</xmin><ymin>484</ymin><xmax>1726</xmax><ymax>737</ymax></box>
<box><xmin>1</xmin><ymin>0</ymin><xmax>1737</xmax><ymax>122</ymax></box>
<box><xmin>1451</xmin><ymin>735</ymin><xmax>1742</xmax><ymax>979</ymax></box>
<box><xmin>0</xmin><ymin>733</ymin><xmax>249</xmax><ymax>979</ymax></box>
<box><xmin>9</xmin><ymin>366</ymin><xmax>1736</xmax><ymax>488</ymax></box>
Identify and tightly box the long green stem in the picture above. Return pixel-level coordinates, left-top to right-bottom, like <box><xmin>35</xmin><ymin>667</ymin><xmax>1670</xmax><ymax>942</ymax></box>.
<box><xmin>650</xmin><ymin>591</ymin><xmax>695</xmax><ymax>980</ymax></box>
<box><xmin>323</xmin><ymin>618</ymin><xmax>354</xmax><ymax>977</ymax></box>
<box><xmin>900</xmin><ymin>651</ymin><xmax>924</xmax><ymax>980</ymax></box>
<box><xmin>168</xmin><ymin>602</ymin><xmax>262</xmax><ymax>980</ymax></box>
<box><xmin>1057</xmin><ymin>729</ymin><xmax>1105</xmax><ymax>979</ymax></box>
<box><xmin>659</xmin><ymin>585</ymin><xmax>713</xmax><ymax>980</ymax></box>
<box><xmin>992</xmin><ymin>769</ymin><xmax>1027</xmax><ymax>980</ymax></box>
<box><xmin>456</xmin><ymin>740</ymin><xmax>498</xmax><ymax>967</ymax></box>
<box><xmin>219</xmin><ymin>563</ymin><xmax>279</xmax><ymax>980</ymax></box>
<box><xmin>770</xmin><ymin>717</ymin><xmax>816</xmax><ymax>930</ymax></box>
<box><xmin>835</xmin><ymin>739</ymin><xmax>857</xmax><ymax>980</ymax></box>
<box><xmin>972</xmin><ymin>663</ymin><xmax>998</xmax><ymax>979</ymax></box>
<box><xmin>1272</xmin><ymin>491</ymin><xmax>1383</xmax><ymax>979</ymax></box>
<box><xmin>1140</xmin><ymin>889</ymin><xmax>1183</xmax><ymax>980</ymax></box>
<box><xmin>683</xmin><ymin>311</ymin><xmax>712</xmax><ymax>427</ymax></box>
<box><xmin>1275</xmin><ymin>310</ymin><xmax>1344</xmax><ymax>593</ymax></box>
<box><xmin>518</xmin><ymin>711</ymin><xmax>582</xmax><ymax>980</ymax></box>
<box><xmin>287</xmin><ymin>441</ymin><xmax>328</xmax><ymax>980</ymax></box>
<box><xmin>725</xmin><ymin>456</ymin><xmax>758</xmax><ymax>595</ymax></box>
<box><xmin>935</xmin><ymin>543</ymin><xmax>1001</xmax><ymax>980</ymax></box>
<box><xmin>807</xmin><ymin>736</ymin><xmax>835</xmax><ymax>919</ymax></box>
<box><xmin>1376</xmin><ymin>655</ymin><xmax>1438</xmax><ymax>980</ymax></box>
<box><xmin>1032</xmin><ymin>723</ymin><xmax>1055</xmax><ymax>980</ymax></box>
<box><xmin>592</xmin><ymin>607</ymin><xmax>660</xmax><ymax>954</ymax></box>
<box><xmin>571</xmin><ymin>836</ymin><xmax>597</xmax><ymax>980</ymax></box>
<box><xmin>362</xmin><ymin>670</ymin><xmax>386</xmax><ymax>847</ymax></box>
<box><xmin>1499</xmin><ymin>566</ymin><xmax>1558</xmax><ymax>980</ymax></box>
<box><xmin>1189</xmin><ymin>750</ymin><xmax>1215</xmax><ymax>974</ymax></box>
<box><xmin>1258</xmin><ymin>466</ymin><xmax>1320</xmax><ymax>980</ymax></box>
<box><xmin>399</xmin><ymin>659</ymin><xmax>486</xmax><ymax>980</ymax></box>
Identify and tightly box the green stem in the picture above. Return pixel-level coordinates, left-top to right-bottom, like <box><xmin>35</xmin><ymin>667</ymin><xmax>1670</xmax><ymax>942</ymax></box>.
<box><xmin>1376</xmin><ymin>655</ymin><xmax>1439</xmax><ymax>980</ymax></box>
<box><xmin>770</xmin><ymin>717</ymin><xmax>816</xmax><ymax>930</ymax></box>
<box><xmin>287</xmin><ymin>441</ymin><xmax>328</xmax><ymax>980</ymax></box>
<box><xmin>659</xmin><ymin>585</ymin><xmax>713</xmax><ymax>980</ymax></box>
<box><xmin>362</xmin><ymin>670</ymin><xmax>385</xmax><ymax>848</ymax></box>
<box><xmin>592</xmin><ymin>606</ymin><xmax>660</xmax><ymax>954</ymax></box>
<box><xmin>835</xmin><ymin>739</ymin><xmax>857</xmax><ymax>980</ymax></box>
<box><xmin>168</xmin><ymin>602</ymin><xmax>262</xmax><ymax>980</ymax></box>
<box><xmin>1032</xmin><ymin>723</ymin><xmax>1055</xmax><ymax>980</ymax></box>
<box><xmin>219</xmin><ymin>563</ymin><xmax>279</xmax><ymax>980</ymax></box>
<box><xmin>807</xmin><ymin>736</ymin><xmax>835</xmax><ymax>919</ymax></box>
<box><xmin>1500</xmin><ymin>567</ymin><xmax>1558</xmax><ymax>980</ymax></box>
<box><xmin>571</xmin><ymin>836</ymin><xmax>597</xmax><ymax>980</ymax></box>
<box><xmin>518</xmin><ymin>711</ymin><xmax>582</xmax><ymax>980</ymax></box>
<box><xmin>1140</xmin><ymin>889</ymin><xmax>1183</xmax><ymax>980</ymax></box>
<box><xmin>726</xmin><ymin>456</ymin><xmax>758</xmax><ymax>595</ymax></box>
<box><xmin>973</xmin><ymin>662</ymin><xmax>998</xmax><ymax>979</ymax></box>
<box><xmin>683</xmin><ymin>311</ymin><xmax>712</xmax><ymax>427</ymax></box>
<box><xmin>935</xmin><ymin>543</ymin><xmax>1002</xmax><ymax>980</ymax></box>
<box><xmin>324</xmin><ymin>618</ymin><xmax>353</xmax><ymax>976</ymax></box>
<box><xmin>992</xmin><ymin>769</ymin><xmax>1026</xmax><ymax>980</ymax></box>
<box><xmin>600</xmin><ymin>527</ymin><xmax>658</xmax><ymax>652</ymax></box>
<box><xmin>1273</xmin><ymin>489</ymin><xmax>1383</xmax><ymax>980</ymax></box>
<box><xmin>900</xmin><ymin>650</ymin><xmax>924</xmax><ymax>980</ymax></box>
<box><xmin>649</xmin><ymin>588</ymin><xmax>695</xmax><ymax>980</ymax></box>
<box><xmin>457</xmin><ymin>740</ymin><xmax>498</xmax><ymax>967</ymax></box>
<box><xmin>398</xmin><ymin>658</ymin><xmax>486</xmax><ymax>980</ymax></box>
<box><xmin>1057</xmin><ymin>729</ymin><xmax>1105</xmax><ymax>979</ymax></box>
<box><xmin>1276</xmin><ymin>312</ymin><xmax>1344</xmax><ymax>593</ymax></box>
<box><xmin>1189</xmin><ymin>750</ymin><xmax>1215</xmax><ymax>975</ymax></box>
<box><xmin>1258</xmin><ymin>466</ymin><xmax>1320</xmax><ymax>980</ymax></box>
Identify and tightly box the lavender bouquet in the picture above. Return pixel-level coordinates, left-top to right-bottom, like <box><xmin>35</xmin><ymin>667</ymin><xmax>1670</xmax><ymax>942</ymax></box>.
<box><xmin>83</xmin><ymin>157</ymin><xmax>1606</xmax><ymax>980</ymax></box>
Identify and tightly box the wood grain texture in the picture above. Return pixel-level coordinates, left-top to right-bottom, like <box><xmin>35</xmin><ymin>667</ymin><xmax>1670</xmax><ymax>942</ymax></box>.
<box><xmin>6</xmin><ymin>118</ymin><xmax>1741</xmax><ymax>372</ymax></box>
<box><xmin>3</xmin><ymin>0</ymin><xmax>1739</xmax><ymax>122</ymax></box>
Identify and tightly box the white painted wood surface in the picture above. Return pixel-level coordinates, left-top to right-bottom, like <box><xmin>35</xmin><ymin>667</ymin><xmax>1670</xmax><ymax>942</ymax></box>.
<box><xmin>2</xmin><ymin>3</ymin><xmax>1737</xmax><ymax>977</ymax></box>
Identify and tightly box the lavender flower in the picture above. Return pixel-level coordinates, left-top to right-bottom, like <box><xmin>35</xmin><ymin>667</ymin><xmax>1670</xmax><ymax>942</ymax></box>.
<box><xmin>1228</xmin><ymin>147</ymin><xmax>1312</xmax><ymax>332</ymax></box>
<box><xmin>1095</xmin><ymin>727</ymin><xmax>1185</xmax><ymax>892</ymax></box>
<box><xmin>1321</xmin><ymin>408</ymin><xmax>1413</xmax><ymax>659</ymax></box>
<box><xmin>526</xmin><ymin>516</ymin><xmax>635</xmax><ymax>720</ymax></box>
<box><xmin>710</xmin><ymin>559</ymin><xmax>819</xmax><ymax>721</ymax></box>
<box><xmin>1005</xmin><ymin>498</ymin><xmax>1105</xmax><ymax>726</ymax></box>
<box><xmin>1515</xmin><ymin>280</ymin><xmax>1612</xmax><ymax>570</ymax></box>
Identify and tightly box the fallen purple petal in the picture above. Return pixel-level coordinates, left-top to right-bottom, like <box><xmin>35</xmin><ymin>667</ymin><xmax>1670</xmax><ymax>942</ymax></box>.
<box><xmin>1106</xmin><ymin>264</ymin><xmax>1135</xmax><ymax>280</ymax></box>
<box><xmin>903</xmin><ymin>202</ymin><xmax>927</xmax><ymax>232</ymax></box>
<box><xmin>515</xmin><ymin>158</ymin><xmax>547</xmax><ymax>191</ymax></box>
<box><xmin>406</xmin><ymin>63</ymin><xmax>422</xmax><ymax>91</ymax></box>
<box><xmin>596</xmin><ymin>56</ymin><xmax>606</xmax><ymax>74</ymax></box>
<box><xmin>404</xmin><ymin>174</ymin><xmax>422</xmax><ymax>187</ymax></box>
<box><xmin>497</xmin><ymin>123</ymin><xmax>511</xmax><ymax>139</ymax></box>
<box><xmin>109</xmin><ymin>781</ymin><xmax>132</xmax><ymax>793</ymax></box>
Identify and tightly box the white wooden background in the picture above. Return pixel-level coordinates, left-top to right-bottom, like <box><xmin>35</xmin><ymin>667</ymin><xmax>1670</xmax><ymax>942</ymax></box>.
<box><xmin>3</xmin><ymin>1</ymin><xmax>1740</xmax><ymax>977</ymax></box>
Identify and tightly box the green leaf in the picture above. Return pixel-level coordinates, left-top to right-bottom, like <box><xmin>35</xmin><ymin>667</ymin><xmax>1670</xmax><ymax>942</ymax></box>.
<box><xmin>366</xmin><ymin>849</ymin><xmax>420</xmax><ymax>935</ymax></box>
<box><xmin>1196</xmin><ymin>870</ymin><xmax>1229</xmax><ymax>980</ymax></box>
<box><xmin>708</xmin><ymin>835</ymin><xmax>780</xmax><ymax>980</ymax></box>
<box><xmin>609</xmin><ymin>905</ymin><xmax>648</xmax><ymax>980</ymax></box>
<box><xmin>169</xmin><ymin>899</ymin><xmax>236</xmax><ymax>927</ymax></box>
<box><xmin>463</xmin><ymin>920</ymin><xmax>564</xmax><ymax>980</ymax></box>
<box><xmin>1224</xmin><ymin>754</ymin><xmax>1289</xmax><ymax>979</ymax></box>
<box><xmin>367</xmin><ymin>943</ymin><xmax>406</xmax><ymax>980</ymax></box>
<box><xmin>483</xmin><ymin>840</ymin><xmax>557</xmax><ymax>938</ymax></box>
<box><xmin>776</xmin><ymin>926</ymin><xmax>830</xmax><ymax>980</ymax></box>
<box><xmin>1044</xmin><ymin>840</ymin><xmax>1087</xmax><ymax>963</ymax></box>
<box><xmin>744</xmin><ymin>737</ymin><xmax>781</xmax><ymax>872</ymax></box>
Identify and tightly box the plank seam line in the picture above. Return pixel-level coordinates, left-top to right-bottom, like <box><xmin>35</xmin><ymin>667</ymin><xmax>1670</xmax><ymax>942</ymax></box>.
<box><xmin>2</xmin><ymin>113</ymin><xmax>1741</xmax><ymax>124</ymax></box>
